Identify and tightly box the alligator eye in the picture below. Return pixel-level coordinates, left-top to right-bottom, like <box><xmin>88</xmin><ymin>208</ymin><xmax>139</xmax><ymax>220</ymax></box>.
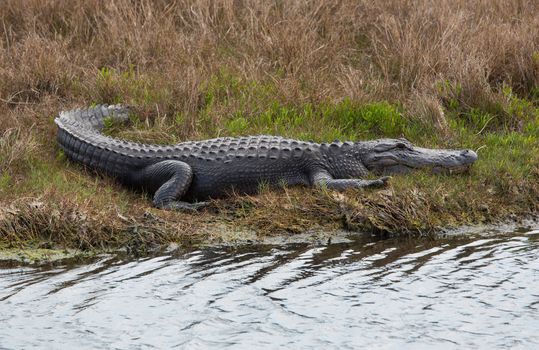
<box><xmin>396</xmin><ymin>142</ymin><xmax>406</xmax><ymax>149</ymax></box>
<box><xmin>374</xmin><ymin>144</ymin><xmax>391</xmax><ymax>152</ymax></box>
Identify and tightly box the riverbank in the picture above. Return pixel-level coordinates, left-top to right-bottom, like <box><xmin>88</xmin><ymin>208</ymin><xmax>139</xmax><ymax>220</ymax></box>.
<box><xmin>1</xmin><ymin>1</ymin><xmax>538</xmax><ymax>254</ymax></box>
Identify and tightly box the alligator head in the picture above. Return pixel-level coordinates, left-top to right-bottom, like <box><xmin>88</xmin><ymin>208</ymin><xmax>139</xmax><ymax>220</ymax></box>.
<box><xmin>358</xmin><ymin>138</ymin><xmax>478</xmax><ymax>175</ymax></box>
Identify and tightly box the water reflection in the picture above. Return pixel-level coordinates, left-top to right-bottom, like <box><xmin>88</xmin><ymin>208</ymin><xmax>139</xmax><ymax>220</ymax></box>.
<box><xmin>1</xmin><ymin>228</ymin><xmax>538</xmax><ymax>349</ymax></box>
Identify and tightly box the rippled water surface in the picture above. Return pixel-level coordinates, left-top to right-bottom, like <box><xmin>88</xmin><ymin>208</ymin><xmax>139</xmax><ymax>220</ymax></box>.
<box><xmin>1</xmin><ymin>226</ymin><xmax>539</xmax><ymax>349</ymax></box>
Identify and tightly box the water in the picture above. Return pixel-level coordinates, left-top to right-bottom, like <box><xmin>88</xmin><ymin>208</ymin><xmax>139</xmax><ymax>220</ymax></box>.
<box><xmin>1</xmin><ymin>227</ymin><xmax>538</xmax><ymax>349</ymax></box>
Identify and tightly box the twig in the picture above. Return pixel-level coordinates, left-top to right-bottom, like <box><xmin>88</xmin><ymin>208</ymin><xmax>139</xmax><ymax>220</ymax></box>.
<box><xmin>475</xmin><ymin>116</ymin><xmax>496</xmax><ymax>135</ymax></box>
<box><xmin>0</xmin><ymin>90</ymin><xmax>37</xmax><ymax>106</ymax></box>
<box><xmin>475</xmin><ymin>145</ymin><xmax>487</xmax><ymax>154</ymax></box>
<box><xmin>0</xmin><ymin>97</ymin><xmax>36</xmax><ymax>106</ymax></box>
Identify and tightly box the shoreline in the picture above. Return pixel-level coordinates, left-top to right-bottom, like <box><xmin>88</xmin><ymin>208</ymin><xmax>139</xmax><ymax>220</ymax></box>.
<box><xmin>1</xmin><ymin>216</ymin><xmax>537</xmax><ymax>266</ymax></box>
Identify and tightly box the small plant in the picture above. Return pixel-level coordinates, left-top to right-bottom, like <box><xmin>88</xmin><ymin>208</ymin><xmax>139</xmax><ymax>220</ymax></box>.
<box><xmin>0</xmin><ymin>172</ymin><xmax>11</xmax><ymax>192</ymax></box>
<box><xmin>226</xmin><ymin>116</ymin><xmax>249</xmax><ymax>135</ymax></box>
<box><xmin>437</xmin><ymin>80</ymin><xmax>462</xmax><ymax>111</ymax></box>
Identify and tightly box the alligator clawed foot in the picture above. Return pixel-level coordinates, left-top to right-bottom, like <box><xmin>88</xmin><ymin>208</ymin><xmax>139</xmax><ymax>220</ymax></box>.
<box><xmin>375</xmin><ymin>176</ymin><xmax>392</xmax><ymax>187</ymax></box>
<box><xmin>361</xmin><ymin>176</ymin><xmax>392</xmax><ymax>188</ymax></box>
<box><xmin>159</xmin><ymin>201</ymin><xmax>209</xmax><ymax>212</ymax></box>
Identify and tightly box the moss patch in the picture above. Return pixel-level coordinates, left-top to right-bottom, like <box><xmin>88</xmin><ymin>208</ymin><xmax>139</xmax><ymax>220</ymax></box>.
<box><xmin>0</xmin><ymin>247</ymin><xmax>94</xmax><ymax>265</ymax></box>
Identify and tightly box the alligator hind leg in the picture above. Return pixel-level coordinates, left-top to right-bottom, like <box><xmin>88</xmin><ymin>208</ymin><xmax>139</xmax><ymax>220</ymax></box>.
<box><xmin>138</xmin><ymin>160</ymin><xmax>207</xmax><ymax>211</ymax></box>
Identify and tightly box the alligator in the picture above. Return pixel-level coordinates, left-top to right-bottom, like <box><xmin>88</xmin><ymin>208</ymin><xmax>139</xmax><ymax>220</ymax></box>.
<box><xmin>55</xmin><ymin>105</ymin><xmax>478</xmax><ymax>210</ymax></box>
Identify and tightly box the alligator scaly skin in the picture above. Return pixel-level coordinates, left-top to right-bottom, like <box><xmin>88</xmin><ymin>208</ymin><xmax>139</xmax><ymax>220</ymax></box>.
<box><xmin>55</xmin><ymin>105</ymin><xmax>477</xmax><ymax>209</ymax></box>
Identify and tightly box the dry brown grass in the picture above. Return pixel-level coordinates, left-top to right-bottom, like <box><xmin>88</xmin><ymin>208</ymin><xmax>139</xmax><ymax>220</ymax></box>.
<box><xmin>0</xmin><ymin>0</ymin><xmax>538</xmax><ymax>251</ymax></box>
<box><xmin>0</xmin><ymin>128</ymin><xmax>37</xmax><ymax>173</ymax></box>
<box><xmin>0</xmin><ymin>197</ymin><xmax>211</xmax><ymax>252</ymax></box>
<box><xmin>2</xmin><ymin>0</ymin><xmax>538</xmax><ymax>130</ymax></box>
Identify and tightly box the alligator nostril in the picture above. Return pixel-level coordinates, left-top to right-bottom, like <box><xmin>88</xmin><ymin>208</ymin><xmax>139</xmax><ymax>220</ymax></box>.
<box><xmin>462</xmin><ymin>149</ymin><xmax>478</xmax><ymax>162</ymax></box>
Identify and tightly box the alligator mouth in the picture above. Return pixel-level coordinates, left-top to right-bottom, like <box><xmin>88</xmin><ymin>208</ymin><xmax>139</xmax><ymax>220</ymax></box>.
<box><xmin>431</xmin><ymin>164</ymin><xmax>472</xmax><ymax>174</ymax></box>
<box><xmin>379</xmin><ymin>163</ymin><xmax>473</xmax><ymax>175</ymax></box>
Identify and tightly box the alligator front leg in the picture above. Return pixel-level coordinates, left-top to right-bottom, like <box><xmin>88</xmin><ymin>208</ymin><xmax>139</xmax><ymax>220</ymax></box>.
<box><xmin>310</xmin><ymin>170</ymin><xmax>390</xmax><ymax>190</ymax></box>
<box><xmin>138</xmin><ymin>160</ymin><xmax>207</xmax><ymax>211</ymax></box>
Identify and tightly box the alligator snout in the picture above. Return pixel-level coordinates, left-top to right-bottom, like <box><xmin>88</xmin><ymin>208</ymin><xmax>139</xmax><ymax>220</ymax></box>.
<box><xmin>460</xmin><ymin>149</ymin><xmax>478</xmax><ymax>164</ymax></box>
<box><xmin>430</xmin><ymin>148</ymin><xmax>478</xmax><ymax>174</ymax></box>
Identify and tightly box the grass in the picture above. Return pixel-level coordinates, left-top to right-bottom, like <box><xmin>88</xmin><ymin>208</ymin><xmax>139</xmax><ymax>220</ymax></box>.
<box><xmin>0</xmin><ymin>0</ymin><xmax>538</xmax><ymax>254</ymax></box>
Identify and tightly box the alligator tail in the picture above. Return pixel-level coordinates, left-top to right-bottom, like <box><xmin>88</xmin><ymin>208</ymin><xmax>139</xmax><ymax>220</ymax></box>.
<box><xmin>55</xmin><ymin>104</ymin><xmax>130</xmax><ymax>132</ymax></box>
<box><xmin>54</xmin><ymin>105</ymin><xmax>144</xmax><ymax>176</ymax></box>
